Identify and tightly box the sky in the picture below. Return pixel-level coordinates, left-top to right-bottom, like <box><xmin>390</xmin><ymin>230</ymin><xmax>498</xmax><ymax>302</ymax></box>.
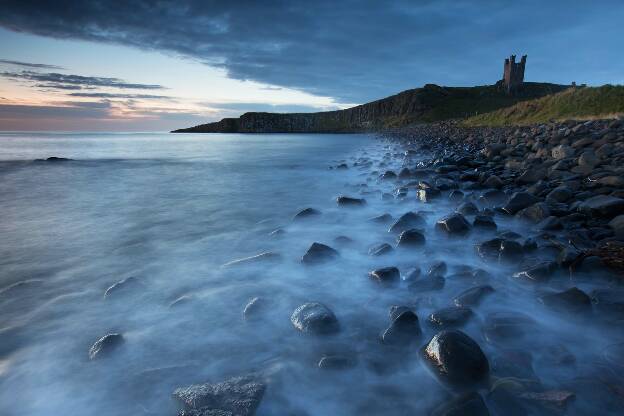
<box><xmin>0</xmin><ymin>0</ymin><xmax>623</xmax><ymax>132</ymax></box>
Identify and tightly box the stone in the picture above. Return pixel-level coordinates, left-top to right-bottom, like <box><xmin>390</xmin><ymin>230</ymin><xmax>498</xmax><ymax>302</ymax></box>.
<box><xmin>318</xmin><ymin>354</ymin><xmax>356</xmax><ymax>370</ymax></box>
<box><xmin>483</xmin><ymin>312</ymin><xmax>536</xmax><ymax>344</ymax></box>
<box><xmin>578</xmin><ymin>150</ymin><xmax>599</xmax><ymax>168</ymax></box>
<box><xmin>517</xmin><ymin>169</ymin><xmax>546</xmax><ymax>184</ymax></box>
<box><xmin>290</xmin><ymin>302</ymin><xmax>339</xmax><ymax>334</ymax></box>
<box><xmin>431</xmin><ymin>392</ymin><xmax>490</xmax><ymax>416</ymax></box>
<box><xmin>421</xmin><ymin>330</ymin><xmax>490</xmax><ymax>386</ymax></box>
<box><xmin>388</xmin><ymin>211</ymin><xmax>426</xmax><ymax>234</ymax></box>
<box><xmin>34</xmin><ymin>156</ymin><xmax>73</xmax><ymax>162</ymax></box>
<box><xmin>418</xmin><ymin>188</ymin><xmax>441</xmax><ymax>202</ymax></box>
<box><xmin>552</xmin><ymin>145</ymin><xmax>574</xmax><ymax>160</ymax></box>
<box><xmin>457</xmin><ymin>201</ymin><xmax>479</xmax><ymax>216</ymax></box>
<box><xmin>539</xmin><ymin>287</ymin><xmax>591</xmax><ymax>313</ymax></box>
<box><xmin>436</xmin><ymin>213</ymin><xmax>471</xmax><ymax>236</ymax></box>
<box><xmin>609</xmin><ymin>214</ymin><xmax>624</xmax><ymax>237</ymax></box>
<box><xmin>368</xmin><ymin>243</ymin><xmax>393</xmax><ymax>256</ymax></box>
<box><xmin>222</xmin><ymin>252</ymin><xmax>281</xmax><ymax>268</ymax></box>
<box><xmin>537</xmin><ymin>216</ymin><xmax>563</xmax><ymax>231</ymax></box>
<box><xmin>293</xmin><ymin>207</ymin><xmax>321</xmax><ymax>221</ymax></box>
<box><xmin>484</xmin><ymin>175</ymin><xmax>504</xmax><ymax>189</ymax></box>
<box><xmin>398</xmin><ymin>168</ymin><xmax>412</xmax><ymax>179</ymax></box>
<box><xmin>518</xmin><ymin>390</ymin><xmax>575</xmax><ymax>413</ymax></box>
<box><xmin>369</xmin><ymin>213</ymin><xmax>393</xmax><ymax>223</ymax></box>
<box><xmin>301</xmin><ymin>243</ymin><xmax>338</xmax><ymax>264</ymax></box>
<box><xmin>597</xmin><ymin>175</ymin><xmax>624</xmax><ymax>187</ymax></box>
<box><xmin>518</xmin><ymin>202</ymin><xmax>550</xmax><ymax>222</ymax></box>
<box><xmin>336</xmin><ymin>196</ymin><xmax>366</xmax><ymax>206</ymax></box>
<box><xmin>578</xmin><ymin>195</ymin><xmax>624</xmax><ymax>219</ymax></box>
<box><xmin>512</xmin><ymin>261</ymin><xmax>557</xmax><ymax>283</ymax></box>
<box><xmin>396</xmin><ymin>229</ymin><xmax>426</xmax><ymax>248</ymax></box>
<box><xmin>104</xmin><ymin>276</ymin><xmax>141</xmax><ymax>298</ymax></box>
<box><xmin>473</xmin><ymin>215</ymin><xmax>497</xmax><ymax>229</ymax></box>
<box><xmin>369</xmin><ymin>267</ymin><xmax>400</xmax><ymax>285</ymax></box>
<box><xmin>454</xmin><ymin>285</ymin><xmax>494</xmax><ymax>307</ymax></box>
<box><xmin>499</xmin><ymin>239</ymin><xmax>524</xmax><ymax>263</ymax></box>
<box><xmin>380</xmin><ymin>170</ymin><xmax>397</xmax><ymax>180</ymax></box>
<box><xmin>428</xmin><ymin>306</ymin><xmax>473</xmax><ymax>328</ymax></box>
<box><xmin>428</xmin><ymin>261</ymin><xmax>448</xmax><ymax>277</ymax></box>
<box><xmin>480</xmin><ymin>190</ymin><xmax>507</xmax><ymax>206</ymax></box>
<box><xmin>334</xmin><ymin>235</ymin><xmax>353</xmax><ymax>245</ymax></box>
<box><xmin>546</xmin><ymin>186</ymin><xmax>572</xmax><ymax>203</ymax></box>
<box><xmin>243</xmin><ymin>297</ymin><xmax>266</xmax><ymax>320</ymax></box>
<box><xmin>503</xmin><ymin>192</ymin><xmax>540</xmax><ymax>215</ymax></box>
<box><xmin>449</xmin><ymin>189</ymin><xmax>465</xmax><ymax>202</ymax></box>
<box><xmin>173</xmin><ymin>375</ymin><xmax>265</xmax><ymax>416</ymax></box>
<box><xmin>389</xmin><ymin>305</ymin><xmax>412</xmax><ymax>322</ymax></box>
<box><xmin>89</xmin><ymin>333</ymin><xmax>123</xmax><ymax>360</ymax></box>
<box><xmin>381</xmin><ymin>309</ymin><xmax>421</xmax><ymax>345</ymax></box>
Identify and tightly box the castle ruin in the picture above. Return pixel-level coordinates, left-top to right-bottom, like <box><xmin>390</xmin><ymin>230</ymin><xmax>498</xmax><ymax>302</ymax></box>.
<box><xmin>503</xmin><ymin>54</ymin><xmax>526</xmax><ymax>94</ymax></box>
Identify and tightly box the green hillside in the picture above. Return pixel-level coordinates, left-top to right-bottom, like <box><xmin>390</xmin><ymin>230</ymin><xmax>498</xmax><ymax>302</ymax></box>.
<box><xmin>463</xmin><ymin>85</ymin><xmax>624</xmax><ymax>126</ymax></box>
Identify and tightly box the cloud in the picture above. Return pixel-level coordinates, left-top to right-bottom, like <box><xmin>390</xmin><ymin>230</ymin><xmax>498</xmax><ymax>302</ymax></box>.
<box><xmin>1</xmin><ymin>70</ymin><xmax>165</xmax><ymax>90</ymax></box>
<box><xmin>68</xmin><ymin>92</ymin><xmax>171</xmax><ymax>99</ymax></box>
<box><xmin>204</xmin><ymin>102</ymin><xmax>339</xmax><ymax>113</ymax></box>
<box><xmin>0</xmin><ymin>58</ymin><xmax>64</xmax><ymax>69</ymax></box>
<box><xmin>0</xmin><ymin>1</ymin><xmax>623</xmax><ymax>102</ymax></box>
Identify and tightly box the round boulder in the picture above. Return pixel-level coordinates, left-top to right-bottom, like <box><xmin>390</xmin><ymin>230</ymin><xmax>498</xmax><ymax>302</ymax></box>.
<box><xmin>291</xmin><ymin>302</ymin><xmax>339</xmax><ymax>334</ymax></box>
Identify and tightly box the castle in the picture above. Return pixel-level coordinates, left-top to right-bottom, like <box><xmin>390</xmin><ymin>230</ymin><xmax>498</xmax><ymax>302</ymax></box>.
<box><xmin>503</xmin><ymin>54</ymin><xmax>526</xmax><ymax>94</ymax></box>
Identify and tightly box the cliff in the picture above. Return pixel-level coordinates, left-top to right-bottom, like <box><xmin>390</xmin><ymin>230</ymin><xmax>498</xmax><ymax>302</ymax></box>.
<box><xmin>173</xmin><ymin>82</ymin><xmax>568</xmax><ymax>133</ymax></box>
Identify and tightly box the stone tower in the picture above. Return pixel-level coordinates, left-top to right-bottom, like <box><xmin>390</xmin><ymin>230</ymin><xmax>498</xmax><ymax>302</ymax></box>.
<box><xmin>502</xmin><ymin>54</ymin><xmax>526</xmax><ymax>94</ymax></box>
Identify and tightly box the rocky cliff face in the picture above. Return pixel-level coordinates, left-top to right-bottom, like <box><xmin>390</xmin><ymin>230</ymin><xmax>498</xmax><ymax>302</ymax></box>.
<box><xmin>173</xmin><ymin>83</ymin><xmax>567</xmax><ymax>133</ymax></box>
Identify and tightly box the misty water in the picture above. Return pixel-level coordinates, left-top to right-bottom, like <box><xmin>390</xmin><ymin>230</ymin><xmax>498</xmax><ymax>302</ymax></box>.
<box><xmin>0</xmin><ymin>132</ymin><xmax>622</xmax><ymax>415</ymax></box>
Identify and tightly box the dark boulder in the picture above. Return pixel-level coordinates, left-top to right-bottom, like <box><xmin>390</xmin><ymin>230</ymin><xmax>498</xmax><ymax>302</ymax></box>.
<box><xmin>388</xmin><ymin>211</ymin><xmax>426</xmax><ymax>234</ymax></box>
<box><xmin>34</xmin><ymin>156</ymin><xmax>73</xmax><ymax>162</ymax></box>
<box><xmin>503</xmin><ymin>192</ymin><xmax>540</xmax><ymax>215</ymax></box>
<box><xmin>482</xmin><ymin>312</ymin><xmax>536</xmax><ymax>344</ymax></box>
<box><xmin>293</xmin><ymin>207</ymin><xmax>321</xmax><ymax>221</ymax></box>
<box><xmin>473</xmin><ymin>215</ymin><xmax>497</xmax><ymax>229</ymax></box>
<box><xmin>436</xmin><ymin>213</ymin><xmax>471</xmax><ymax>236</ymax></box>
<box><xmin>89</xmin><ymin>333</ymin><xmax>124</xmax><ymax>360</ymax></box>
<box><xmin>222</xmin><ymin>252</ymin><xmax>281</xmax><ymax>268</ymax></box>
<box><xmin>418</xmin><ymin>188</ymin><xmax>441</xmax><ymax>202</ymax></box>
<box><xmin>369</xmin><ymin>213</ymin><xmax>393</xmax><ymax>223</ymax></box>
<box><xmin>243</xmin><ymin>297</ymin><xmax>267</xmax><ymax>320</ymax></box>
<box><xmin>318</xmin><ymin>354</ymin><xmax>356</xmax><ymax>370</ymax></box>
<box><xmin>380</xmin><ymin>170</ymin><xmax>397</xmax><ymax>180</ymax></box>
<box><xmin>369</xmin><ymin>267</ymin><xmax>400</xmax><ymax>285</ymax></box>
<box><xmin>396</xmin><ymin>229</ymin><xmax>426</xmax><ymax>248</ymax></box>
<box><xmin>421</xmin><ymin>330</ymin><xmax>490</xmax><ymax>386</ymax></box>
<box><xmin>368</xmin><ymin>243</ymin><xmax>393</xmax><ymax>256</ymax></box>
<box><xmin>578</xmin><ymin>195</ymin><xmax>624</xmax><ymax>219</ymax></box>
<box><xmin>457</xmin><ymin>201</ymin><xmax>479</xmax><ymax>216</ymax></box>
<box><xmin>512</xmin><ymin>261</ymin><xmax>557</xmax><ymax>283</ymax></box>
<box><xmin>518</xmin><ymin>202</ymin><xmax>550</xmax><ymax>223</ymax></box>
<box><xmin>381</xmin><ymin>309</ymin><xmax>422</xmax><ymax>346</ymax></box>
<box><xmin>499</xmin><ymin>239</ymin><xmax>525</xmax><ymax>263</ymax></box>
<box><xmin>428</xmin><ymin>306</ymin><xmax>473</xmax><ymax>328</ymax></box>
<box><xmin>104</xmin><ymin>276</ymin><xmax>141</xmax><ymax>298</ymax></box>
<box><xmin>173</xmin><ymin>374</ymin><xmax>266</xmax><ymax>416</ymax></box>
<box><xmin>336</xmin><ymin>196</ymin><xmax>366</xmax><ymax>206</ymax></box>
<box><xmin>301</xmin><ymin>243</ymin><xmax>338</xmax><ymax>264</ymax></box>
<box><xmin>454</xmin><ymin>285</ymin><xmax>494</xmax><ymax>307</ymax></box>
<box><xmin>539</xmin><ymin>287</ymin><xmax>591</xmax><ymax>313</ymax></box>
<box><xmin>428</xmin><ymin>261</ymin><xmax>448</xmax><ymax>277</ymax></box>
<box><xmin>291</xmin><ymin>302</ymin><xmax>339</xmax><ymax>334</ymax></box>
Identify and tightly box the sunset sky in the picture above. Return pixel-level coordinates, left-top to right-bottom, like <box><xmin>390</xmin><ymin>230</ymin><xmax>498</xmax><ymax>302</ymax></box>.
<box><xmin>1</xmin><ymin>0</ymin><xmax>623</xmax><ymax>131</ymax></box>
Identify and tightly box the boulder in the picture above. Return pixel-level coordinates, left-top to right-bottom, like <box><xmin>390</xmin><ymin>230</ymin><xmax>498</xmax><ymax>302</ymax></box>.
<box><xmin>539</xmin><ymin>287</ymin><xmax>591</xmax><ymax>313</ymax></box>
<box><xmin>578</xmin><ymin>195</ymin><xmax>624</xmax><ymax>219</ymax></box>
<box><xmin>418</xmin><ymin>188</ymin><xmax>441</xmax><ymax>202</ymax></box>
<box><xmin>293</xmin><ymin>207</ymin><xmax>321</xmax><ymax>221</ymax></box>
<box><xmin>484</xmin><ymin>175</ymin><xmax>504</xmax><ymax>189</ymax></box>
<box><xmin>381</xmin><ymin>309</ymin><xmax>421</xmax><ymax>345</ymax></box>
<box><xmin>552</xmin><ymin>145</ymin><xmax>574</xmax><ymax>160</ymax></box>
<box><xmin>318</xmin><ymin>354</ymin><xmax>356</xmax><ymax>370</ymax></box>
<box><xmin>396</xmin><ymin>229</ymin><xmax>426</xmax><ymax>248</ymax></box>
<box><xmin>512</xmin><ymin>262</ymin><xmax>557</xmax><ymax>283</ymax></box>
<box><xmin>368</xmin><ymin>243</ymin><xmax>393</xmax><ymax>256</ymax></box>
<box><xmin>483</xmin><ymin>312</ymin><xmax>536</xmax><ymax>344</ymax></box>
<box><xmin>290</xmin><ymin>302</ymin><xmax>339</xmax><ymax>334</ymax></box>
<box><xmin>518</xmin><ymin>202</ymin><xmax>550</xmax><ymax>223</ymax></box>
<box><xmin>369</xmin><ymin>267</ymin><xmax>400</xmax><ymax>285</ymax></box>
<box><xmin>369</xmin><ymin>213</ymin><xmax>393</xmax><ymax>224</ymax></box>
<box><xmin>546</xmin><ymin>186</ymin><xmax>572</xmax><ymax>203</ymax></box>
<box><xmin>243</xmin><ymin>297</ymin><xmax>267</xmax><ymax>321</ymax></box>
<box><xmin>173</xmin><ymin>375</ymin><xmax>266</xmax><ymax>416</ymax></box>
<box><xmin>427</xmin><ymin>261</ymin><xmax>448</xmax><ymax>277</ymax></box>
<box><xmin>578</xmin><ymin>150</ymin><xmax>599</xmax><ymax>168</ymax></box>
<box><xmin>222</xmin><ymin>252</ymin><xmax>281</xmax><ymax>268</ymax></box>
<box><xmin>457</xmin><ymin>201</ymin><xmax>479</xmax><ymax>216</ymax></box>
<box><xmin>388</xmin><ymin>211</ymin><xmax>426</xmax><ymax>234</ymax></box>
<box><xmin>436</xmin><ymin>213</ymin><xmax>471</xmax><ymax>236</ymax></box>
<box><xmin>89</xmin><ymin>333</ymin><xmax>124</xmax><ymax>360</ymax></box>
<box><xmin>301</xmin><ymin>243</ymin><xmax>338</xmax><ymax>264</ymax></box>
<box><xmin>609</xmin><ymin>214</ymin><xmax>624</xmax><ymax>237</ymax></box>
<box><xmin>422</xmin><ymin>330</ymin><xmax>490</xmax><ymax>386</ymax></box>
<box><xmin>503</xmin><ymin>192</ymin><xmax>540</xmax><ymax>215</ymax></box>
<box><xmin>473</xmin><ymin>215</ymin><xmax>497</xmax><ymax>229</ymax></box>
<box><xmin>104</xmin><ymin>276</ymin><xmax>141</xmax><ymax>298</ymax></box>
<box><xmin>336</xmin><ymin>196</ymin><xmax>366</xmax><ymax>206</ymax></box>
<box><xmin>380</xmin><ymin>170</ymin><xmax>397</xmax><ymax>180</ymax></box>
<box><xmin>454</xmin><ymin>285</ymin><xmax>494</xmax><ymax>307</ymax></box>
<box><xmin>517</xmin><ymin>169</ymin><xmax>546</xmax><ymax>184</ymax></box>
<box><xmin>428</xmin><ymin>306</ymin><xmax>473</xmax><ymax>328</ymax></box>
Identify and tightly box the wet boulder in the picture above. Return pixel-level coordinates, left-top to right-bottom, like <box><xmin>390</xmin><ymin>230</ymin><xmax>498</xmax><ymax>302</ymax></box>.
<box><xmin>475</xmin><ymin>238</ymin><xmax>524</xmax><ymax>264</ymax></box>
<box><xmin>484</xmin><ymin>175</ymin><xmax>504</xmax><ymax>189</ymax></box>
<box><xmin>578</xmin><ymin>195</ymin><xmax>624</xmax><ymax>219</ymax></box>
<box><xmin>291</xmin><ymin>302</ymin><xmax>339</xmax><ymax>334</ymax></box>
<box><xmin>418</xmin><ymin>188</ymin><xmax>441</xmax><ymax>202</ymax></box>
<box><xmin>368</xmin><ymin>243</ymin><xmax>393</xmax><ymax>256</ymax></box>
<box><xmin>243</xmin><ymin>297</ymin><xmax>267</xmax><ymax>321</ymax></box>
<box><xmin>435</xmin><ymin>213</ymin><xmax>471</xmax><ymax>236</ymax></box>
<box><xmin>301</xmin><ymin>243</ymin><xmax>338</xmax><ymax>264</ymax></box>
<box><xmin>428</xmin><ymin>306</ymin><xmax>473</xmax><ymax>329</ymax></box>
<box><xmin>428</xmin><ymin>261</ymin><xmax>448</xmax><ymax>277</ymax></box>
<box><xmin>473</xmin><ymin>215</ymin><xmax>497</xmax><ymax>229</ymax></box>
<box><xmin>369</xmin><ymin>267</ymin><xmax>400</xmax><ymax>285</ymax></box>
<box><xmin>432</xmin><ymin>392</ymin><xmax>490</xmax><ymax>416</ymax></box>
<box><xmin>34</xmin><ymin>156</ymin><xmax>73</xmax><ymax>163</ymax></box>
<box><xmin>539</xmin><ymin>287</ymin><xmax>591</xmax><ymax>313</ymax></box>
<box><xmin>457</xmin><ymin>201</ymin><xmax>479</xmax><ymax>216</ymax></box>
<box><xmin>173</xmin><ymin>374</ymin><xmax>266</xmax><ymax>416</ymax></box>
<box><xmin>380</xmin><ymin>170</ymin><xmax>397</xmax><ymax>180</ymax></box>
<box><xmin>396</xmin><ymin>229</ymin><xmax>426</xmax><ymax>248</ymax></box>
<box><xmin>381</xmin><ymin>309</ymin><xmax>421</xmax><ymax>346</ymax></box>
<box><xmin>483</xmin><ymin>312</ymin><xmax>536</xmax><ymax>344</ymax></box>
<box><xmin>89</xmin><ymin>333</ymin><xmax>124</xmax><ymax>360</ymax></box>
<box><xmin>222</xmin><ymin>252</ymin><xmax>281</xmax><ymax>268</ymax></box>
<box><xmin>318</xmin><ymin>354</ymin><xmax>356</xmax><ymax>370</ymax></box>
<box><xmin>104</xmin><ymin>276</ymin><xmax>141</xmax><ymax>298</ymax></box>
<box><xmin>518</xmin><ymin>202</ymin><xmax>550</xmax><ymax>223</ymax></box>
<box><xmin>388</xmin><ymin>211</ymin><xmax>426</xmax><ymax>234</ymax></box>
<box><xmin>336</xmin><ymin>196</ymin><xmax>366</xmax><ymax>206</ymax></box>
<box><xmin>422</xmin><ymin>330</ymin><xmax>490</xmax><ymax>386</ymax></box>
<box><xmin>398</xmin><ymin>168</ymin><xmax>412</xmax><ymax>179</ymax></box>
<box><xmin>453</xmin><ymin>285</ymin><xmax>494</xmax><ymax>307</ymax></box>
<box><xmin>369</xmin><ymin>213</ymin><xmax>393</xmax><ymax>224</ymax></box>
<box><xmin>552</xmin><ymin>145</ymin><xmax>574</xmax><ymax>160</ymax></box>
<box><xmin>293</xmin><ymin>207</ymin><xmax>321</xmax><ymax>221</ymax></box>
<box><xmin>512</xmin><ymin>261</ymin><xmax>557</xmax><ymax>283</ymax></box>
<box><xmin>503</xmin><ymin>192</ymin><xmax>540</xmax><ymax>215</ymax></box>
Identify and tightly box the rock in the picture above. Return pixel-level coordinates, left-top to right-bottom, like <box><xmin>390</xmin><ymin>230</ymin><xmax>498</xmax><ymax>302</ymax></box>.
<box><xmin>480</xmin><ymin>190</ymin><xmax>507</xmax><ymax>206</ymax></box>
<box><xmin>290</xmin><ymin>302</ymin><xmax>339</xmax><ymax>334</ymax></box>
<box><xmin>388</xmin><ymin>211</ymin><xmax>426</xmax><ymax>234</ymax></box>
<box><xmin>293</xmin><ymin>207</ymin><xmax>321</xmax><ymax>221</ymax></box>
<box><xmin>539</xmin><ymin>287</ymin><xmax>591</xmax><ymax>313</ymax></box>
<box><xmin>398</xmin><ymin>168</ymin><xmax>412</xmax><ymax>179</ymax></box>
<box><xmin>428</xmin><ymin>261</ymin><xmax>448</xmax><ymax>277</ymax></box>
<box><xmin>454</xmin><ymin>285</ymin><xmax>494</xmax><ymax>307</ymax></box>
<box><xmin>609</xmin><ymin>214</ymin><xmax>624</xmax><ymax>237</ymax></box>
<box><xmin>173</xmin><ymin>375</ymin><xmax>265</xmax><ymax>416</ymax></box>
<box><xmin>243</xmin><ymin>297</ymin><xmax>266</xmax><ymax>320</ymax></box>
<box><xmin>537</xmin><ymin>216</ymin><xmax>563</xmax><ymax>231</ymax></box>
<box><xmin>418</xmin><ymin>188</ymin><xmax>441</xmax><ymax>202</ymax></box>
<box><xmin>432</xmin><ymin>392</ymin><xmax>490</xmax><ymax>416</ymax></box>
<box><xmin>598</xmin><ymin>175</ymin><xmax>624</xmax><ymax>187</ymax></box>
<box><xmin>334</xmin><ymin>235</ymin><xmax>353</xmax><ymax>245</ymax></box>
<box><xmin>368</xmin><ymin>243</ymin><xmax>393</xmax><ymax>256</ymax></box>
<box><xmin>34</xmin><ymin>156</ymin><xmax>73</xmax><ymax>162</ymax></box>
<box><xmin>503</xmin><ymin>192</ymin><xmax>540</xmax><ymax>215</ymax></box>
<box><xmin>518</xmin><ymin>202</ymin><xmax>550</xmax><ymax>223</ymax></box>
<box><xmin>396</xmin><ymin>229</ymin><xmax>426</xmax><ymax>248</ymax></box>
<box><xmin>381</xmin><ymin>309</ymin><xmax>421</xmax><ymax>345</ymax></box>
<box><xmin>222</xmin><ymin>252</ymin><xmax>281</xmax><ymax>268</ymax></box>
<box><xmin>518</xmin><ymin>390</ymin><xmax>575</xmax><ymax>413</ymax></box>
<box><xmin>380</xmin><ymin>170</ymin><xmax>397</xmax><ymax>180</ymax></box>
<box><xmin>512</xmin><ymin>261</ymin><xmax>557</xmax><ymax>282</ymax></box>
<box><xmin>552</xmin><ymin>145</ymin><xmax>574</xmax><ymax>160</ymax></box>
<box><xmin>336</xmin><ymin>163</ymin><xmax>348</xmax><ymax>169</ymax></box>
<box><xmin>578</xmin><ymin>150</ymin><xmax>599</xmax><ymax>168</ymax></box>
<box><xmin>484</xmin><ymin>175</ymin><xmax>504</xmax><ymax>189</ymax></box>
<box><xmin>546</xmin><ymin>186</ymin><xmax>573</xmax><ymax>203</ymax></box>
<box><xmin>89</xmin><ymin>333</ymin><xmax>123</xmax><ymax>360</ymax></box>
<box><xmin>301</xmin><ymin>243</ymin><xmax>338</xmax><ymax>264</ymax></box>
<box><xmin>389</xmin><ymin>305</ymin><xmax>412</xmax><ymax>322</ymax></box>
<box><xmin>436</xmin><ymin>213</ymin><xmax>471</xmax><ymax>236</ymax></box>
<box><xmin>457</xmin><ymin>201</ymin><xmax>479</xmax><ymax>216</ymax></box>
<box><xmin>318</xmin><ymin>354</ymin><xmax>356</xmax><ymax>370</ymax></box>
<box><xmin>475</xmin><ymin>238</ymin><xmax>504</xmax><ymax>262</ymax></box>
<box><xmin>499</xmin><ymin>239</ymin><xmax>524</xmax><ymax>263</ymax></box>
<box><xmin>483</xmin><ymin>312</ymin><xmax>536</xmax><ymax>344</ymax></box>
<box><xmin>369</xmin><ymin>213</ymin><xmax>393</xmax><ymax>223</ymax></box>
<box><xmin>428</xmin><ymin>306</ymin><xmax>473</xmax><ymax>328</ymax></box>
<box><xmin>421</xmin><ymin>330</ymin><xmax>490</xmax><ymax>386</ymax></box>
<box><xmin>449</xmin><ymin>189</ymin><xmax>465</xmax><ymax>202</ymax></box>
<box><xmin>170</xmin><ymin>295</ymin><xmax>193</xmax><ymax>308</ymax></box>
<box><xmin>578</xmin><ymin>195</ymin><xmax>624</xmax><ymax>219</ymax></box>
<box><xmin>104</xmin><ymin>276</ymin><xmax>140</xmax><ymax>298</ymax></box>
<box><xmin>517</xmin><ymin>169</ymin><xmax>546</xmax><ymax>184</ymax></box>
<box><xmin>473</xmin><ymin>215</ymin><xmax>497</xmax><ymax>229</ymax></box>
<box><xmin>336</xmin><ymin>196</ymin><xmax>366</xmax><ymax>206</ymax></box>
<box><xmin>369</xmin><ymin>267</ymin><xmax>400</xmax><ymax>285</ymax></box>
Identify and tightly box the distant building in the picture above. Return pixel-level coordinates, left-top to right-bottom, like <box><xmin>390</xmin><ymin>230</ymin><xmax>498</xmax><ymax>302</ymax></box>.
<box><xmin>502</xmin><ymin>54</ymin><xmax>526</xmax><ymax>94</ymax></box>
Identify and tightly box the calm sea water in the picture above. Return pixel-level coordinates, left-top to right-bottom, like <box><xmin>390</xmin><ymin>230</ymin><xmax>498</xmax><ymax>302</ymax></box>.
<box><xmin>0</xmin><ymin>132</ymin><xmax>621</xmax><ymax>415</ymax></box>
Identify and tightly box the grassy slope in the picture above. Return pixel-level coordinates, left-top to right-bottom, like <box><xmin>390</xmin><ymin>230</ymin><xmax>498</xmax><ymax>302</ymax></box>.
<box><xmin>463</xmin><ymin>85</ymin><xmax>624</xmax><ymax>126</ymax></box>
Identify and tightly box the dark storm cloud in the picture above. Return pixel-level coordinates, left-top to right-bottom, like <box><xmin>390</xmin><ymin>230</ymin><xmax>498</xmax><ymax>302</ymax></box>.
<box><xmin>1</xmin><ymin>1</ymin><xmax>623</xmax><ymax>102</ymax></box>
<box><xmin>0</xmin><ymin>59</ymin><xmax>64</xmax><ymax>69</ymax></box>
<box><xmin>68</xmin><ymin>92</ymin><xmax>171</xmax><ymax>99</ymax></box>
<box><xmin>1</xmin><ymin>71</ymin><xmax>165</xmax><ymax>90</ymax></box>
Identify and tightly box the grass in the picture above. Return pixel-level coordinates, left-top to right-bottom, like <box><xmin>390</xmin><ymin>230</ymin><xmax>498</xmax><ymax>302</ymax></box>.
<box><xmin>463</xmin><ymin>85</ymin><xmax>624</xmax><ymax>126</ymax></box>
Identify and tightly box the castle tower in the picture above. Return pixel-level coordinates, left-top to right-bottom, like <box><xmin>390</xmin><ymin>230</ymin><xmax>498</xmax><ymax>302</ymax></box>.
<box><xmin>502</xmin><ymin>54</ymin><xmax>526</xmax><ymax>94</ymax></box>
